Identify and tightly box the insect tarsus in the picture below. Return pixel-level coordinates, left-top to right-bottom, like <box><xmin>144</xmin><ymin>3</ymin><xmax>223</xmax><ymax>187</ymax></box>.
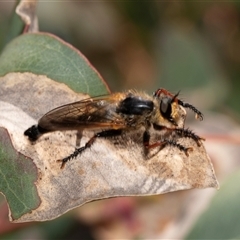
<box><xmin>58</xmin><ymin>129</ymin><xmax>122</xmax><ymax>169</ymax></box>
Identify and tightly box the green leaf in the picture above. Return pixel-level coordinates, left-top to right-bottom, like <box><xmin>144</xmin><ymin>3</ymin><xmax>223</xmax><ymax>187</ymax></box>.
<box><xmin>0</xmin><ymin>1</ymin><xmax>24</xmax><ymax>53</ymax></box>
<box><xmin>0</xmin><ymin>127</ymin><xmax>40</xmax><ymax>220</ymax></box>
<box><xmin>186</xmin><ymin>170</ymin><xmax>240</xmax><ymax>239</ymax></box>
<box><xmin>0</xmin><ymin>33</ymin><xmax>109</xmax><ymax>96</ymax></box>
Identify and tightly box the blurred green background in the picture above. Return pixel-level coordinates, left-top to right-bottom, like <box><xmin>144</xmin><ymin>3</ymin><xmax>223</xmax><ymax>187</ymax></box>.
<box><xmin>0</xmin><ymin>1</ymin><xmax>240</xmax><ymax>239</ymax></box>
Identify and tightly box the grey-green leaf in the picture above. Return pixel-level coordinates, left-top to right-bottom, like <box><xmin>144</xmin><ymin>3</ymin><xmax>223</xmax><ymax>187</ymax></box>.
<box><xmin>0</xmin><ymin>33</ymin><xmax>109</xmax><ymax>96</ymax></box>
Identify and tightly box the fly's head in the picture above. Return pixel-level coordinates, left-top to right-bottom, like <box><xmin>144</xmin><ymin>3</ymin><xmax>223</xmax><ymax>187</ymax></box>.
<box><xmin>152</xmin><ymin>88</ymin><xmax>203</xmax><ymax>129</ymax></box>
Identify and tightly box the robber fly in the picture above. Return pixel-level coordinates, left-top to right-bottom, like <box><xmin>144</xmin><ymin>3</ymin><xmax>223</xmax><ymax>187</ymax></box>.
<box><xmin>24</xmin><ymin>88</ymin><xmax>204</xmax><ymax>169</ymax></box>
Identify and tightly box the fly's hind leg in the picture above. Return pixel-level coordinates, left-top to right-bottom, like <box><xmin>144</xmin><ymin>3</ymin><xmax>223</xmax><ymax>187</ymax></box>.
<box><xmin>76</xmin><ymin>130</ymin><xmax>83</xmax><ymax>147</ymax></box>
<box><xmin>58</xmin><ymin>129</ymin><xmax>122</xmax><ymax>169</ymax></box>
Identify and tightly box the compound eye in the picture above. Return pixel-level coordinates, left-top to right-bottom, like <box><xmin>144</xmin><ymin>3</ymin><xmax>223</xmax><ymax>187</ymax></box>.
<box><xmin>160</xmin><ymin>97</ymin><xmax>172</xmax><ymax>119</ymax></box>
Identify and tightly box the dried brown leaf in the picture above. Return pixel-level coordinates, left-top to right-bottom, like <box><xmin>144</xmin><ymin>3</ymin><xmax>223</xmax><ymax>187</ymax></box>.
<box><xmin>0</xmin><ymin>72</ymin><xmax>218</xmax><ymax>222</ymax></box>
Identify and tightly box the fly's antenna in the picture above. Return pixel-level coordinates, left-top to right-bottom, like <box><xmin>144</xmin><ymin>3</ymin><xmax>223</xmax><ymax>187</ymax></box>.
<box><xmin>171</xmin><ymin>91</ymin><xmax>180</xmax><ymax>103</ymax></box>
<box><xmin>178</xmin><ymin>99</ymin><xmax>203</xmax><ymax>121</ymax></box>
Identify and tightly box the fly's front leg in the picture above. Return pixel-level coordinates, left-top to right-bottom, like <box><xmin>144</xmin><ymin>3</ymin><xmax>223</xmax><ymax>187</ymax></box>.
<box><xmin>145</xmin><ymin>124</ymin><xmax>193</xmax><ymax>156</ymax></box>
<box><xmin>143</xmin><ymin>128</ymin><xmax>169</xmax><ymax>151</ymax></box>
<box><xmin>58</xmin><ymin>129</ymin><xmax>123</xmax><ymax>169</ymax></box>
<box><xmin>153</xmin><ymin>124</ymin><xmax>204</xmax><ymax>147</ymax></box>
<box><xmin>143</xmin><ymin>129</ymin><xmax>172</xmax><ymax>153</ymax></box>
<box><xmin>144</xmin><ymin>136</ymin><xmax>192</xmax><ymax>156</ymax></box>
<box><xmin>174</xmin><ymin>128</ymin><xmax>204</xmax><ymax>146</ymax></box>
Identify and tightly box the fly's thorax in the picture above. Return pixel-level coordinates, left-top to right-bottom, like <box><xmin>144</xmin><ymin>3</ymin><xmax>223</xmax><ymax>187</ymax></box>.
<box><xmin>113</xmin><ymin>91</ymin><xmax>154</xmax><ymax>129</ymax></box>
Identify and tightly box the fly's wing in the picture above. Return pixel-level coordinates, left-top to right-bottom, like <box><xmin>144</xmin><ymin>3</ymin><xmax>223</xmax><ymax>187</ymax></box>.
<box><xmin>38</xmin><ymin>96</ymin><xmax>126</xmax><ymax>132</ymax></box>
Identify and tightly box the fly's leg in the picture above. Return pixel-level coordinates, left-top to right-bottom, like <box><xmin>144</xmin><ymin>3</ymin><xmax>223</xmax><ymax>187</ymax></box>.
<box><xmin>162</xmin><ymin>139</ymin><xmax>193</xmax><ymax>156</ymax></box>
<box><xmin>153</xmin><ymin>124</ymin><xmax>204</xmax><ymax>147</ymax></box>
<box><xmin>143</xmin><ymin>130</ymin><xmax>192</xmax><ymax>156</ymax></box>
<box><xmin>58</xmin><ymin>129</ymin><xmax>122</xmax><ymax>169</ymax></box>
<box><xmin>178</xmin><ymin>100</ymin><xmax>203</xmax><ymax>121</ymax></box>
<box><xmin>143</xmin><ymin>130</ymin><xmax>150</xmax><ymax>155</ymax></box>
<box><xmin>76</xmin><ymin>130</ymin><xmax>83</xmax><ymax>147</ymax></box>
<box><xmin>174</xmin><ymin>128</ymin><xmax>204</xmax><ymax>146</ymax></box>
